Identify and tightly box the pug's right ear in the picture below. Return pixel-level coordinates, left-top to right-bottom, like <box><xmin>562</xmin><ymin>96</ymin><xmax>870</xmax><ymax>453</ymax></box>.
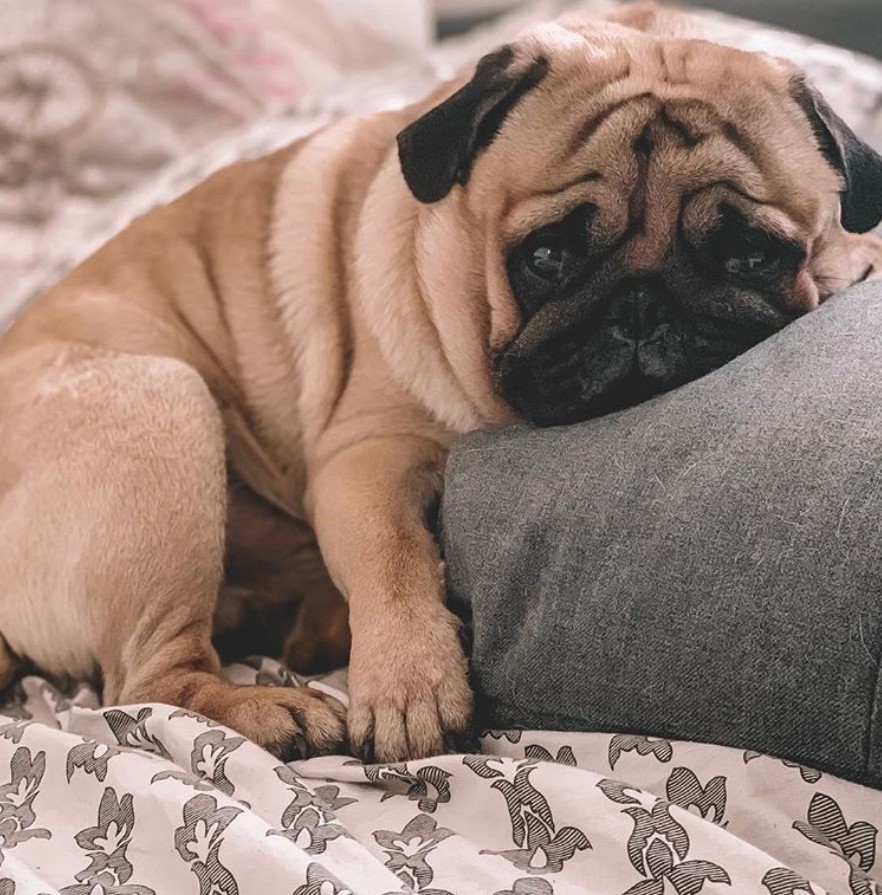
<box><xmin>397</xmin><ymin>46</ymin><xmax>549</xmax><ymax>204</ymax></box>
<box><xmin>791</xmin><ymin>76</ymin><xmax>882</xmax><ymax>233</ymax></box>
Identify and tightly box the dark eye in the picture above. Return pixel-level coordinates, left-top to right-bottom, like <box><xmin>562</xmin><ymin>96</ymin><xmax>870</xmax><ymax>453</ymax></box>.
<box><xmin>515</xmin><ymin>204</ymin><xmax>594</xmax><ymax>283</ymax></box>
<box><xmin>527</xmin><ymin>243</ymin><xmax>572</xmax><ymax>281</ymax></box>
<box><xmin>725</xmin><ymin>247</ymin><xmax>772</xmax><ymax>275</ymax></box>
<box><xmin>708</xmin><ymin>207</ymin><xmax>805</xmax><ymax>280</ymax></box>
<box><xmin>507</xmin><ymin>204</ymin><xmax>595</xmax><ymax>317</ymax></box>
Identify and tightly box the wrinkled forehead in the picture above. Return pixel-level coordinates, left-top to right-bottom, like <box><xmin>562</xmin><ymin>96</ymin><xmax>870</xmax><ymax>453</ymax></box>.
<box><xmin>467</xmin><ymin>24</ymin><xmax>841</xmax><ymax>245</ymax></box>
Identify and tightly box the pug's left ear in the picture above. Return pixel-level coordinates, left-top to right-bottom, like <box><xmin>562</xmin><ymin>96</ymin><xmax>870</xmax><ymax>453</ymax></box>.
<box><xmin>397</xmin><ymin>46</ymin><xmax>549</xmax><ymax>204</ymax></box>
<box><xmin>791</xmin><ymin>76</ymin><xmax>882</xmax><ymax>233</ymax></box>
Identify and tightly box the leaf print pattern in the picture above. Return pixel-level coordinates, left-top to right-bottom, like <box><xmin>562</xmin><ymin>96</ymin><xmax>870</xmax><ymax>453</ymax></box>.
<box><xmin>609</xmin><ymin>735</ymin><xmax>673</xmax><ymax>770</ymax></box>
<box><xmin>169</xmin><ymin>709</ymin><xmax>222</xmax><ymax>728</ymax></box>
<box><xmin>794</xmin><ymin>793</ymin><xmax>876</xmax><ymax>869</ymax></box>
<box><xmin>487</xmin><ymin>825</ymin><xmax>591</xmax><ymax>877</ymax></box>
<box><xmin>850</xmin><ymin>873</ymin><xmax>881</xmax><ymax>895</ymax></box>
<box><xmin>524</xmin><ymin>745</ymin><xmax>577</xmax><ymax>767</ymax></box>
<box><xmin>794</xmin><ymin>793</ymin><xmax>878</xmax><ymax>895</ymax></box>
<box><xmin>463</xmin><ymin>754</ymin><xmax>512</xmax><ymax>780</ymax></box>
<box><xmin>0</xmin><ymin>746</ymin><xmax>50</xmax><ymax>866</ymax></box>
<box><xmin>66</xmin><ymin>739</ymin><xmax>121</xmax><ymax>782</ymax></box>
<box><xmin>597</xmin><ymin>779</ymin><xmax>645</xmax><ymax>807</ymax></box>
<box><xmin>493</xmin><ymin>881</ymin><xmax>554</xmax><ymax>895</ymax></box>
<box><xmin>60</xmin><ymin>787</ymin><xmax>154</xmax><ymax>895</ymax></box>
<box><xmin>291</xmin><ymin>863</ymin><xmax>351</xmax><ymax>895</ymax></box>
<box><xmin>104</xmin><ymin>708</ymin><xmax>171</xmax><ymax>759</ymax></box>
<box><xmin>484</xmin><ymin>730</ymin><xmax>523</xmax><ymax>744</ymax></box>
<box><xmin>174</xmin><ymin>793</ymin><xmax>243</xmax><ymax>895</ymax></box>
<box><xmin>622</xmin><ymin>802</ymin><xmax>731</xmax><ymax>895</ymax></box>
<box><xmin>0</xmin><ymin>719</ymin><xmax>31</xmax><ymax>745</ymax></box>
<box><xmin>743</xmin><ymin>752</ymin><xmax>823</xmax><ymax>784</ymax></box>
<box><xmin>665</xmin><ymin>768</ymin><xmax>727</xmax><ymax>826</ymax></box>
<box><xmin>279</xmin><ymin>806</ymin><xmax>350</xmax><ymax>856</ymax></box>
<box><xmin>351</xmin><ymin>760</ymin><xmax>453</xmax><ymax>813</ymax></box>
<box><xmin>762</xmin><ymin>868</ymin><xmax>821</xmax><ymax>895</ymax></box>
<box><xmin>464</xmin><ymin>755</ymin><xmax>590</xmax><ymax>873</ymax></box>
<box><xmin>270</xmin><ymin>765</ymin><xmax>354</xmax><ymax>856</ymax></box>
<box><xmin>782</xmin><ymin>762</ymin><xmax>823</xmax><ymax>785</ymax></box>
<box><xmin>374</xmin><ymin>813</ymin><xmax>454</xmax><ymax>892</ymax></box>
<box><xmin>152</xmin><ymin>729</ymin><xmax>245</xmax><ymax>796</ymax></box>
<box><xmin>599</xmin><ymin>776</ymin><xmax>732</xmax><ymax>895</ymax></box>
<box><xmin>625</xmin><ymin>802</ymin><xmax>690</xmax><ymax>875</ymax></box>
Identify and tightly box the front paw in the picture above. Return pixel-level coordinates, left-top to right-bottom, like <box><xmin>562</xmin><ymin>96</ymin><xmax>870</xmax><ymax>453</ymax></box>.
<box><xmin>347</xmin><ymin>604</ymin><xmax>473</xmax><ymax>764</ymax></box>
<box><xmin>850</xmin><ymin>233</ymin><xmax>882</xmax><ymax>283</ymax></box>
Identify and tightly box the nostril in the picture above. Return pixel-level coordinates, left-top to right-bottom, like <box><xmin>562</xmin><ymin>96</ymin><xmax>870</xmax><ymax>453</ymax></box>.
<box><xmin>606</xmin><ymin>281</ymin><xmax>676</xmax><ymax>342</ymax></box>
<box><xmin>636</xmin><ymin>290</ymin><xmax>664</xmax><ymax>323</ymax></box>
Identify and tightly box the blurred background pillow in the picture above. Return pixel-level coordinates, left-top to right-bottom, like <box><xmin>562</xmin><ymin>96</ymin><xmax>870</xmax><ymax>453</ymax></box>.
<box><xmin>0</xmin><ymin>0</ymin><xmax>430</xmax><ymax>318</ymax></box>
<box><xmin>435</xmin><ymin>0</ymin><xmax>882</xmax><ymax>59</ymax></box>
<box><xmin>3</xmin><ymin>0</ymin><xmax>882</xmax><ymax>332</ymax></box>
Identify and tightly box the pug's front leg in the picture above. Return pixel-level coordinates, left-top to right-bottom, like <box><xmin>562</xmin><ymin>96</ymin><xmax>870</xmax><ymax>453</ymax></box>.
<box><xmin>308</xmin><ymin>436</ymin><xmax>472</xmax><ymax>763</ymax></box>
<box><xmin>841</xmin><ymin>232</ymin><xmax>882</xmax><ymax>285</ymax></box>
<box><xmin>816</xmin><ymin>232</ymin><xmax>882</xmax><ymax>297</ymax></box>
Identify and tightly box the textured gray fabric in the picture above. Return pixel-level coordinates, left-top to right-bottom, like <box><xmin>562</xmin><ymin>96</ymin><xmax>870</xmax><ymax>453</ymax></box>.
<box><xmin>442</xmin><ymin>282</ymin><xmax>882</xmax><ymax>788</ymax></box>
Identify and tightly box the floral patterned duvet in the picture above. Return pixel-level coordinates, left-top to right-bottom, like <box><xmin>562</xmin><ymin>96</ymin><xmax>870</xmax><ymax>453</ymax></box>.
<box><xmin>0</xmin><ymin>656</ymin><xmax>879</xmax><ymax>895</ymax></box>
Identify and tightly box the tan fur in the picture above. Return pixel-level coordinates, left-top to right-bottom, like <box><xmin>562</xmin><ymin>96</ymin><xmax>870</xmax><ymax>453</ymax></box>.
<box><xmin>0</xmin><ymin>4</ymin><xmax>879</xmax><ymax>761</ymax></box>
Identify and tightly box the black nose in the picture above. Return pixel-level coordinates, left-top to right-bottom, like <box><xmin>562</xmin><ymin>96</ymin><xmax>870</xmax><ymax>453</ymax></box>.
<box><xmin>605</xmin><ymin>280</ymin><xmax>676</xmax><ymax>342</ymax></box>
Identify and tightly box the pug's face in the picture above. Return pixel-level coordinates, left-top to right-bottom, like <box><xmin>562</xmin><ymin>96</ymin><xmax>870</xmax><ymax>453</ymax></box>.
<box><xmin>397</xmin><ymin>10</ymin><xmax>882</xmax><ymax>427</ymax></box>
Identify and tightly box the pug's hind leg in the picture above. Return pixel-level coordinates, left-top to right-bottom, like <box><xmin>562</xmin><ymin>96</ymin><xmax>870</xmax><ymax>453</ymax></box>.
<box><xmin>0</xmin><ymin>351</ymin><xmax>344</xmax><ymax>760</ymax></box>
<box><xmin>94</xmin><ymin>359</ymin><xmax>345</xmax><ymax>759</ymax></box>
<box><xmin>0</xmin><ymin>635</ymin><xmax>21</xmax><ymax>691</ymax></box>
<box><xmin>282</xmin><ymin>577</ymin><xmax>351</xmax><ymax>675</ymax></box>
<box><xmin>222</xmin><ymin>484</ymin><xmax>352</xmax><ymax>675</ymax></box>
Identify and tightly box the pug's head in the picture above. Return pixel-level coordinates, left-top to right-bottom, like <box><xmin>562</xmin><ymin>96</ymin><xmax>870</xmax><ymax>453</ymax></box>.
<box><xmin>396</xmin><ymin>5</ymin><xmax>882</xmax><ymax>426</ymax></box>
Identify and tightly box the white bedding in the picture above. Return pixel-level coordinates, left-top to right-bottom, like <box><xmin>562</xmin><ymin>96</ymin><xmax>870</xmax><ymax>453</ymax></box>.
<box><xmin>1</xmin><ymin>657</ymin><xmax>880</xmax><ymax>895</ymax></box>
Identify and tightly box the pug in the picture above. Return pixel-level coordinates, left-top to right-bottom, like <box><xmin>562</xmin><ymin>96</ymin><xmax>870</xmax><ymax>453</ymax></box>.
<box><xmin>0</xmin><ymin>2</ymin><xmax>880</xmax><ymax>763</ymax></box>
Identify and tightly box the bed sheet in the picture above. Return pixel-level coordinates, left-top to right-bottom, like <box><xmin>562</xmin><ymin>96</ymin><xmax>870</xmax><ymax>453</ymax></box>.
<box><xmin>1</xmin><ymin>657</ymin><xmax>879</xmax><ymax>894</ymax></box>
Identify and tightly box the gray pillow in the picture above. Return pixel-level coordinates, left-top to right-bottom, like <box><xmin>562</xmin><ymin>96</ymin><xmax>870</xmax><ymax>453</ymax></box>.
<box><xmin>442</xmin><ymin>281</ymin><xmax>882</xmax><ymax>788</ymax></box>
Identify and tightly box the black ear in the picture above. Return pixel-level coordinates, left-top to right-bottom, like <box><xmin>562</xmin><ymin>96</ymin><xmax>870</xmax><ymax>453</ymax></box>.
<box><xmin>791</xmin><ymin>76</ymin><xmax>882</xmax><ymax>233</ymax></box>
<box><xmin>397</xmin><ymin>46</ymin><xmax>549</xmax><ymax>204</ymax></box>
